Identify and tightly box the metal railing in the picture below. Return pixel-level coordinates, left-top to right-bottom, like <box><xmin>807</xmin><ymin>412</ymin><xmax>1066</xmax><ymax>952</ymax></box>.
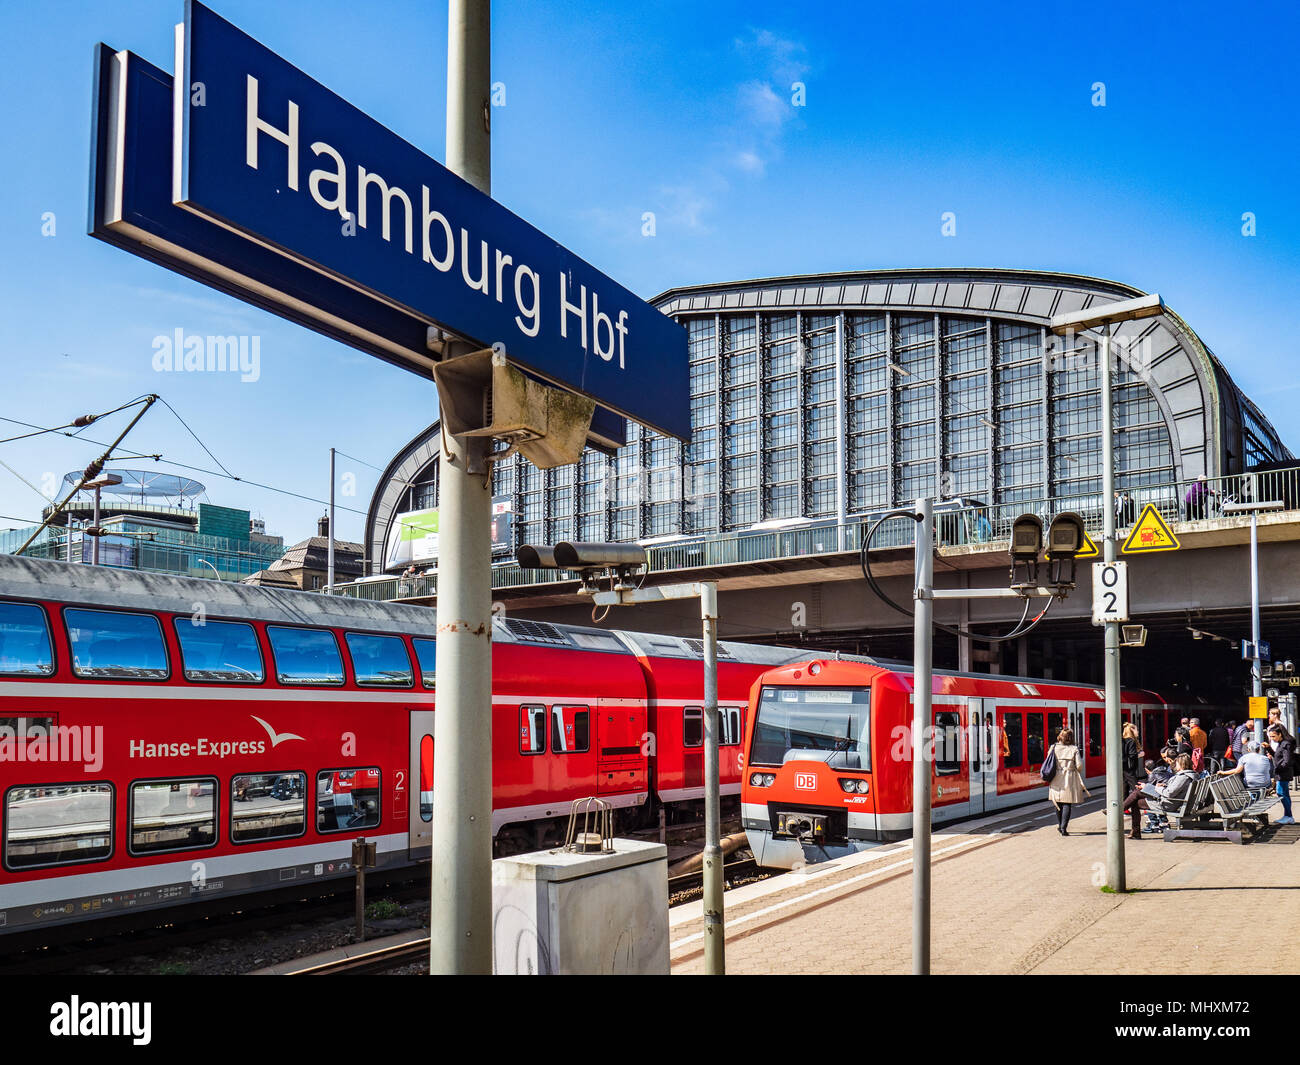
<box><xmin>330</xmin><ymin>465</ymin><xmax>1300</xmax><ymax>602</ymax></box>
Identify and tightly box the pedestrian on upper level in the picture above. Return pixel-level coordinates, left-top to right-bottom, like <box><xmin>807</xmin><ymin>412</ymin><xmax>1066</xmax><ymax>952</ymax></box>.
<box><xmin>1183</xmin><ymin>475</ymin><xmax>1216</xmax><ymax>520</ymax></box>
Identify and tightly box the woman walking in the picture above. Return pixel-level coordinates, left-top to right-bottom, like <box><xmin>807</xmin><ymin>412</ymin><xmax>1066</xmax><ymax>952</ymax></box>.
<box><xmin>1048</xmin><ymin>728</ymin><xmax>1088</xmax><ymax>835</ymax></box>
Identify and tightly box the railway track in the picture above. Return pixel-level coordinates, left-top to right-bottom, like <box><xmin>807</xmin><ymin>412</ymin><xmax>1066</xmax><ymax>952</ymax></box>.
<box><xmin>668</xmin><ymin>856</ymin><xmax>765</xmax><ymax>896</ymax></box>
<box><xmin>288</xmin><ymin>938</ymin><xmax>430</xmax><ymax>975</ymax></box>
<box><xmin>0</xmin><ymin>872</ymin><xmax>429</xmax><ymax>975</ymax></box>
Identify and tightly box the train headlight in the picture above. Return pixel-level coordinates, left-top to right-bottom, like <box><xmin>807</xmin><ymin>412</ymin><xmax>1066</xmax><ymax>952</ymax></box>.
<box><xmin>749</xmin><ymin>772</ymin><xmax>776</xmax><ymax>787</ymax></box>
<box><xmin>838</xmin><ymin>778</ymin><xmax>869</xmax><ymax>794</ymax></box>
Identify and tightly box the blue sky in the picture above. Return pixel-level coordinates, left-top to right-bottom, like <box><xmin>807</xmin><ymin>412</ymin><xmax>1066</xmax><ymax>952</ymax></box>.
<box><xmin>0</xmin><ymin>0</ymin><xmax>1296</xmax><ymax>545</ymax></box>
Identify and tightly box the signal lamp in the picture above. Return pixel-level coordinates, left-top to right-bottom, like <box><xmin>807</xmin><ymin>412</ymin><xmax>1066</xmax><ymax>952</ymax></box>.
<box><xmin>1045</xmin><ymin>512</ymin><xmax>1087</xmax><ymax>561</ymax></box>
<box><xmin>553</xmin><ymin>542</ymin><xmax>647</xmax><ymax>570</ymax></box>
<box><xmin>1009</xmin><ymin>514</ymin><xmax>1043</xmax><ymax>561</ymax></box>
<box><xmin>1044</xmin><ymin>511</ymin><xmax>1087</xmax><ymax>590</ymax></box>
<box><xmin>1008</xmin><ymin>513</ymin><xmax>1043</xmax><ymax>589</ymax></box>
<box><xmin>517</xmin><ymin>544</ymin><xmax>560</xmax><ymax>569</ymax></box>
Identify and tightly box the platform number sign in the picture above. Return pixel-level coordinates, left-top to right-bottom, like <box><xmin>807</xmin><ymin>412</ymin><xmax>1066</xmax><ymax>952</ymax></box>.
<box><xmin>1092</xmin><ymin>561</ymin><xmax>1130</xmax><ymax>624</ymax></box>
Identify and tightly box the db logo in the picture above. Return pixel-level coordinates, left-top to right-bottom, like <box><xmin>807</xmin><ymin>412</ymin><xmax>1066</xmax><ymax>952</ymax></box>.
<box><xmin>794</xmin><ymin>772</ymin><xmax>817</xmax><ymax>790</ymax></box>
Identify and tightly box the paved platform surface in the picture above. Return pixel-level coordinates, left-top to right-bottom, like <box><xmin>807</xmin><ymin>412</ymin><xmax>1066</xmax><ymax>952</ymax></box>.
<box><xmin>670</xmin><ymin>801</ymin><xmax>1300</xmax><ymax>975</ymax></box>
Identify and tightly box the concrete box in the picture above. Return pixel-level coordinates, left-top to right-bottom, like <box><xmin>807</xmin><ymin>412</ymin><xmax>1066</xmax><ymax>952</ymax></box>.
<box><xmin>492</xmin><ymin>839</ymin><xmax>669</xmax><ymax>975</ymax></box>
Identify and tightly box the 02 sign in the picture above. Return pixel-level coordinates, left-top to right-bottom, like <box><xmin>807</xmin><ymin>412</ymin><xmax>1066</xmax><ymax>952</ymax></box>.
<box><xmin>1092</xmin><ymin>561</ymin><xmax>1130</xmax><ymax>625</ymax></box>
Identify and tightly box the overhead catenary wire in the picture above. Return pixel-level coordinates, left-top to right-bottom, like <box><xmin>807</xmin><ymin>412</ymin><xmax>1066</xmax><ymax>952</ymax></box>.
<box><xmin>0</xmin><ymin>409</ymin><xmax>370</xmax><ymax>518</ymax></box>
<box><xmin>0</xmin><ymin>457</ymin><xmax>54</xmax><ymax>503</ymax></box>
<box><xmin>13</xmin><ymin>395</ymin><xmax>161</xmax><ymax>556</ymax></box>
<box><xmin>155</xmin><ymin>395</ymin><xmax>237</xmax><ymax>479</ymax></box>
<box><xmin>333</xmin><ymin>449</ymin><xmax>387</xmax><ymax>474</ymax></box>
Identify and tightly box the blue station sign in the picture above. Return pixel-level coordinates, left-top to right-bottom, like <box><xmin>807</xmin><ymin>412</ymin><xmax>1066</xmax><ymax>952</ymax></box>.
<box><xmin>171</xmin><ymin>2</ymin><xmax>688</xmax><ymax>440</ymax></box>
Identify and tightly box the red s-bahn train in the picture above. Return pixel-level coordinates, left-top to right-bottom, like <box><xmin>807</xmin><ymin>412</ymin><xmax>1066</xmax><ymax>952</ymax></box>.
<box><xmin>740</xmin><ymin>657</ymin><xmax>1189</xmax><ymax>869</ymax></box>
<box><xmin>0</xmin><ymin>554</ymin><xmax>821</xmax><ymax>940</ymax></box>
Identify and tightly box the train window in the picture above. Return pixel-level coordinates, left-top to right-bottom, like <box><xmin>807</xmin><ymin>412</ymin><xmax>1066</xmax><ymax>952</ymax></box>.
<box><xmin>65</xmin><ymin>608</ymin><xmax>168</xmax><ymax>680</ymax></box>
<box><xmin>550</xmin><ymin>706</ymin><xmax>590</xmax><ymax>753</ymax></box>
<box><xmin>933</xmin><ymin>711</ymin><xmax>961</xmax><ymax>775</ymax></box>
<box><xmin>230</xmin><ymin>773</ymin><xmax>306</xmax><ymax>843</ymax></box>
<box><xmin>1001</xmin><ymin>713</ymin><xmax>1024</xmax><ymax>768</ymax></box>
<box><xmin>1026</xmin><ymin>713</ymin><xmax>1045</xmax><ymax>768</ymax></box>
<box><xmin>520</xmin><ymin>705</ymin><xmax>546</xmax><ymax>754</ymax></box>
<box><xmin>413</xmin><ymin>638</ymin><xmax>436</xmax><ymax>689</ymax></box>
<box><xmin>129</xmin><ymin>778</ymin><xmax>217</xmax><ymax>855</ymax></box>
<box><xmin>0</xmin><ymin>602</ymin><xmax>54</xmax><ymax>677</ymax></box>
<box><xmin>345</xmin><ymin>633</ymin><xmax>414</xmax><ymax>687</ymax></box>
<box><xmin>1048</xmin><ymin>711</ymin><xmax>1064</xmax><ymax>745</ymax></box>
<box><xmin>751</xmin><ymin>686</ymin><xmax>871</xmax><ymax>771</ymax></box>
<box><xmin>419</xmin><ymin>735</ymin><xmax>433</xmax><ymax>822</ymax></box>
<box><xmin>1089</xmin><ymin>713</ymin><xmax>1103</xmax><ymax>757</ymax></box>
<box><xmin>682</xmin><ymin>707</ymin><xmax>703</xmax><ymax>748</ymax></box>
<box><xmin>3</xmin><ymin>783</ymin><xmax>113</xmax><ymax>870</ymax></box>
<box><xmin>173</xmin><ymin>618</ymin><xmax>264</xmax><ymax>683</ymax></box>
<box><xmin>316</xmin><ymin>768</ymin><xmax>382</xmax><ymax>833</ymax></box>
<box><xmin>720</xmin><ymin>707</ymin><xmax>743</xmax><ymax>746</ymax></box>
<box><xmin>267</xmin><ymin>626</ymin><xmax>344</xmax><ymax>686</ymax></box>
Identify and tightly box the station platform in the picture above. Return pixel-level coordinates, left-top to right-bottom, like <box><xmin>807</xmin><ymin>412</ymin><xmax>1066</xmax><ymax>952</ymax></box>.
<box><xmin>670</xmin><ymin>801</ymin><xmax>1300</xmax><ymax>975</ymax></box>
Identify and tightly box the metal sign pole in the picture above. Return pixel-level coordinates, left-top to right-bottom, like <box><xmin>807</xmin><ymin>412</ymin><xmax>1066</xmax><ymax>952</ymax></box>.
<box><xmin>700</xmin><ymin>581</ymin><xmax>724</xmax><ymax>975</ymax></box>
<box><xmin>91</xmin><ymin>486</ymin><xmax>101</xmax><ymax>566</ymax></box>
<box><xmin>912</xmin><ymin>496</ymin><xmax>933</xmax><ymax>975</ymax></box>
<box><xmin>430</xmin><ymin>0</ymin><xmax>494</xmax><ymax>976</ymax></box>
<box><xmin>327</xmin><ymin>446</ymin><xmax>335</xmax><ymax>594</ymax></box>
<box><xmin>1251</xmin><ymin>507</ymin><xmax>1263</xmax><ymax>745</ymax></box>
<box><xmin>1099</xmin><ymin>325</ymin><xmax>1126</xmax><ymax>892</ymax></box>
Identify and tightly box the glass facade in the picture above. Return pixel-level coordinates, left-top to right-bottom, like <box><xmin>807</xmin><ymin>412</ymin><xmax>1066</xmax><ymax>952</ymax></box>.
<box><xmin>0</xmin><ymin>519</ymin><xmax>284</xmax><ymax>580</ymax></box>
<box><xmin>381</xmin><ymin>285</ymin><xmax>1289</xmax><ymax>558</ymax></box>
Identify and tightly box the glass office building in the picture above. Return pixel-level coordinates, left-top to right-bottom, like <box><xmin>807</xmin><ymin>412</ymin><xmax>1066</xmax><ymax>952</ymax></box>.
<box><xmin>365</xmin><ymin>269</ymin><xmax>1290</xmax><ymax>571</ymax></box>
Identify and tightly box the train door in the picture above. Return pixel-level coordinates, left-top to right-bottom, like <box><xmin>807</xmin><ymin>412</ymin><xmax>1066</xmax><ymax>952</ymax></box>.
<box><xmin>931</xmin><ymin>702</ymin><xmax>969</xmax><ymax>812</ymax></box>
<box><xmin>1068</xmin><ymin>704</ymin><xmax>1083</xmax><ymax>754</ymax></box>
<box><xmin>1142</xmin><ymin>707</ymin><xmax>1166</xmax><ymax>756</ymax></box>
<box><xmin>408</xmin><ymin>710</ymin><xmax>434</xmax><ymax>859</ymax></box>
<box><xmin>596</xmin><ymin>701</ymin><xmax>647</xmax><ymax>799</ymax></box>
<box><xmin>968</xmin><ymin>699</ymin><xmax>996</xmax><ymax>813</ymax></box>
<box><xmin>1083</xmin><ymin>705</ymin><xmax>1105</xmax><ymax>779</ymax></box>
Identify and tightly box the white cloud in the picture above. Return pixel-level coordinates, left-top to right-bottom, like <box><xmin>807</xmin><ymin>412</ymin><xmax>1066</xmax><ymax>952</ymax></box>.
<box><xmin>738</xmin><ymin>80</ymin><xmax>788</xmax><ymax>130</ymax></box>
<box><xmin>735</xmin><ymin>28</ymin><xmax>810</xmax><ymax>86</ymax></box>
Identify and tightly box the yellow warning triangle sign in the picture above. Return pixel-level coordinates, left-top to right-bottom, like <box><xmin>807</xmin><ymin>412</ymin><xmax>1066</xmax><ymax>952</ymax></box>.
<box><xmin>1076</xmin><ymin>531</ymin><xmax>1099</xmax><ymax>559</ymax></box>
<box><xmin>1121</xmin><ymin>503</ymin><xmax>1181</xmax><ymax>553</ymax></box>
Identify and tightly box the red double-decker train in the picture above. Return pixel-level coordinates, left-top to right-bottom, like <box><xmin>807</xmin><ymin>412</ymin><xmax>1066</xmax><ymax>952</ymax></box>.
<box><xmin>740</xmin><ymin>658</ymin><xmax>1178</xmax><ymax>868</ymax></box>
<box><xmin>0</xmin><ymin>554</ymin><xmax>818</xmax><ymax>940</ymax></box>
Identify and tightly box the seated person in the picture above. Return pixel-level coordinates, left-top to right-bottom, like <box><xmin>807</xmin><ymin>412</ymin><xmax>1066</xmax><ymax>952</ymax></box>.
<box><xmin>1142</xmin><ymin>753</ymin><xmax>1176</xmax><ymax>831</ymax></box>
<box><xmin>1156</xmin><ymin>753</ymin><xmax>1198</xmax><ymax>811</ymax></box>
<box><xmin>1217</xmin><ymin>740</ymin><xmax>1274</xmax><ymax>801</ymax></box>
<box><xmin>1140</xmin><ymin>748</ymin><xmax>1176</xmax><ymax>794</ymax></box>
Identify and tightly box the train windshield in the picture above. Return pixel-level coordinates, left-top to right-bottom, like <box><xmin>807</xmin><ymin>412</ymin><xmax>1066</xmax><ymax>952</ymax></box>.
<box><xmin>751</xmin><ymin>686</ymin><xmax>871</xmax><ymax>770</ymax></box>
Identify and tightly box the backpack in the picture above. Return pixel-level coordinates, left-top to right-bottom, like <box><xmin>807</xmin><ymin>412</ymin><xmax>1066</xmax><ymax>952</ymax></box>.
<box><xmin>1191</xmin><ymin>746</ymin><xmax>1204</xmax><ymax>772</ymax></box>
<box><xmin>1040</xmin><ymin>745</ymin><xmax>1057</xmax><ymax>784</ymax></box>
